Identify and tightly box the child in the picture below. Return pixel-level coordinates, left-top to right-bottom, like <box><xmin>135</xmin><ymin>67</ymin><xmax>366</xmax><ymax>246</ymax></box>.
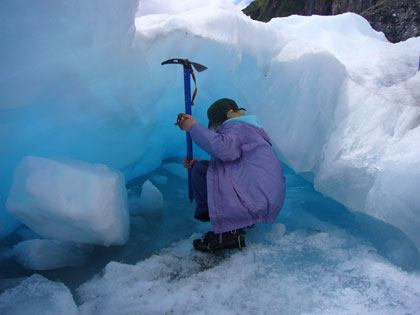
<box><xmin>177</xmin><ymin>98</ymin><xmax>286</xmax><ymax>252</ymax></box>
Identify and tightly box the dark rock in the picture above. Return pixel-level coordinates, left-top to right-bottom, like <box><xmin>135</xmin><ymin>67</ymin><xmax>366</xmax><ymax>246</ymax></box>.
<box><xmin>361</xmin><ymin>0</ymin><xmax>420</xmax><ymax>43</ymax></box>
<box><xmin>242</xmin><ymin>0</ymin><xmax>420</xmax><ymax>42</ymax></box>
<box><xmin>304</xmin><ymin>0</ymin><xmax>333</xmax><ymax>15</ymax></box>
<box><xmin>242</xmin><ymin>0</ymin><xmax>265</xmax><ymax>20</ymax></box>
<box><xmin>332</xmin><ymin>0</ymin><xmax>380</xmax><ymax>15</ymax></box>
<box><xmin>243</xmin><ymin>0</ymin><xmax>307</xmax><ymax>22</ymax></box>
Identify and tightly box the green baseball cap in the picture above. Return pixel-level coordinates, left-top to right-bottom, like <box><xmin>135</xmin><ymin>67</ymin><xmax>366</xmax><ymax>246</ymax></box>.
<box><xmin>207</xmin><ymin>98</ymin><xmax>246</xmax><ymax>128</ymax></box>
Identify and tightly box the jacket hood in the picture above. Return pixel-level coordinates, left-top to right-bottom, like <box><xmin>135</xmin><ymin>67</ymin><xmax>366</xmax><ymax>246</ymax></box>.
<box><xmin>223</xmin><ymin>115</ymin><xmax>271</xmax><ymax>144</ymax></box>
<box><xmin>223</xmin><ymin>115</ymin><xmax>262</xmax><ymax>128</ymax></box>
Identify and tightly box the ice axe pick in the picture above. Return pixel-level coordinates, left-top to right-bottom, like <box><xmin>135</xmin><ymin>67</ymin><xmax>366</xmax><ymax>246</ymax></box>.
<box><xmin>161</xmin><ymin>58</ymin><xmax>208</xmax><ymax>202</ymax></box>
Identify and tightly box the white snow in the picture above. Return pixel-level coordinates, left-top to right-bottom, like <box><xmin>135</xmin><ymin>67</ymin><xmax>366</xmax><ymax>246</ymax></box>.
<box><xmin>0</xmin><ymin>274</ymin><xmax>77</xmax><ymax>315</ymax></box>
<box><xmin>128</xmin><ymin>179</ymin><xmax>164</xmax><ymax>222</ymax></box>
<box><xmin>6</xmin><ymin>156</ymin><xmax>130</xmax><ymax>246</ymax></box>
<box><xmin>77</xmin><ymin>223</ymin><xmax>420</xmax><ymax>315</ymax></box>
<box><xmin>13</xmin><ymin>239</ymin><xmax>93</xmax><ymax>270</ymax></box>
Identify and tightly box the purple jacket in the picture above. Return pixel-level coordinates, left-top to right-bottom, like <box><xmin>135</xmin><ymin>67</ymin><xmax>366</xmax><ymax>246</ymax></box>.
<box><xmin>189</xmin><ymin>116</ymin><xmax>286</xmax><ymax>233</ymax></box>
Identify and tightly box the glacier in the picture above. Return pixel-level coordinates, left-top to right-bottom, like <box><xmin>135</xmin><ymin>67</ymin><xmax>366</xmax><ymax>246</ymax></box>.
<box><xmin>2</xmin><ymin>0</ymin><xmax>419</xmax><ymax>253</ymax></box>
<box><xmin>1</xmin><ymin>0</ymin><xmax>420</xmax><ymax>313</ymax></box>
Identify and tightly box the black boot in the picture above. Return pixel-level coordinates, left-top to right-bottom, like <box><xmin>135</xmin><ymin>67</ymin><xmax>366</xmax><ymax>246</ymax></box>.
<box><xmin>193</xmin><ymin>230</ymin><xmax>246</xmax><ymax>252</ymax></box>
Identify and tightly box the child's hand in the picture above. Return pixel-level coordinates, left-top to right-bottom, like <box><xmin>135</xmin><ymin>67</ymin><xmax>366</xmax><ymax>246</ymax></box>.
<box><xmin>183</xmin><ymin>156</ymin><xmax>198</xmax><ymax>169</ymax></box>
<box><xmin>175</xmin><ymin>114</ymin><xmax>196</xmax><ymax>132</ymax></box>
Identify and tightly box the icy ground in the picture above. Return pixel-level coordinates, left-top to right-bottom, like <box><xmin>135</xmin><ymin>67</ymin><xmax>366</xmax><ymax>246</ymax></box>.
<box><xmin>1</xmin><ymin>162</ymin><xmax>420</xmax><ymax>314</ymax></box>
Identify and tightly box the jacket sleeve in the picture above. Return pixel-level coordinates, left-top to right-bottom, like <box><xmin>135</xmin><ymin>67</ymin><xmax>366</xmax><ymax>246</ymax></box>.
<box><xmin>189</xmin><ymin>123</ymin><xmax>242</xmax><ymax>162</ymax></box>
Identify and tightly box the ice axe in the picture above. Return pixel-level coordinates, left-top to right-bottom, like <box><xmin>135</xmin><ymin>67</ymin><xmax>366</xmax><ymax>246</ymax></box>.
<box><xmin>161</xmin><ymin>58</ymin><xmax>208</xmax><ymax>202</ymax></box>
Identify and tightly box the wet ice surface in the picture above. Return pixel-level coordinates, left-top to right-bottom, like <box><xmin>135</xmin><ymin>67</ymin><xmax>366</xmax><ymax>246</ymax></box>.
<box><xmin>1</xmin><ymin>163</ymin><xmax>420</xmax><ymax>314</ymax></box>
<box><xmin>77</xmin><ymin>230</ymin><xmax>420</xmax><ymax>315</ymax></box>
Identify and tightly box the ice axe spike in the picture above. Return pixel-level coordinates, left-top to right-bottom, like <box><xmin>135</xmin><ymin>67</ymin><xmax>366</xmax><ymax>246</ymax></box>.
<box><xmin>161</xmin><ymin>58</ymin><xmax>208</xmax><ymax>202</ymax></box>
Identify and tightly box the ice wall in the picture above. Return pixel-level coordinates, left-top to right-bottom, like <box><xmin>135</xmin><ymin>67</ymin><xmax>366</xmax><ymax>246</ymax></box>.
<box><xmin>268</xmin><ymin>14</ymin><xmax>420</xmax><ymax>252</ymax></box>
<box><xmin>0</xmin><ymin>0</ymin><xmax>141</xmax><ymax>237</ymax></box>
<box><xmin>1</xmin><ymin>1</ymin><xmax>420</xmax><ymax>254</ymax></box>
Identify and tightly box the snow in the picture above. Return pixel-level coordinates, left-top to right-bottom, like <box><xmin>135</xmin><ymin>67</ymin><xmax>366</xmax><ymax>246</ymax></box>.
<box><xmin>13</xmin><ymin>239</ymin><xmax>93</xmax><ymax>270</ymax></box>
<box><xmin>128</xmin><ymin>179</ymin><xmax>164</xmax><ymax>222</ymax></box>
<box><xmin>6</xmin><ymin>156</ymin><xmax>130</xmax><ymax>246</ymax></box>
<box><xmin>77</xmin><ymin>224</ymin><xmax>420</xmax><ymax>315</ymax></box>
<box><xmin>0</xmin><ymin>274</ymin><xmax>77</xmax><ymax>315</ymax></box>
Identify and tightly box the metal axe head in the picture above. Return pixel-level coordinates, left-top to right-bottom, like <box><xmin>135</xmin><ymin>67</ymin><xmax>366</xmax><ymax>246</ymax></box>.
<box><xmin>161</xmin><ymin>58</ymin><xmax>208</xmax><ymax>72</ymax></box>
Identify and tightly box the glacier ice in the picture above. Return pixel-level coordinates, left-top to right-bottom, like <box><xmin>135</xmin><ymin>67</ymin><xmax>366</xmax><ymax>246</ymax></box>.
<box><xmin>136</xmin><ymin>0</ymin><xmax>247</xmax><ymax>17</ymax></box>
<box><xmin>6</xmin><ymin>156</ymin><xmax>130</xmax><ymax>246</ymax></box>
<box><xmin>13</xmin><ymin>239</ymin><xmax>93</xmax><ymax>270</ymax></box>
<box><xmin>151</xmin><ymin>174</ymin><xmax>169</xmax><ymax>185</ymax></box>
<box><xmin>0</xmin><ymin>0</ymin><xmax>420</xmax><ymax>312</ymax></box>
<box><xmin>162</xmin><ymin>163</ymin><xmax>189</xmax><ymax>180</ymax></box>
<box><xmin>0</xmin><ymin>274</ymin><xmax>77</xmax><ymax>315</ymax></box>
<box><xmin>1</xmin><ymin>0</ymin><xmax>419</xmax><ymax>255</ymax></box>
<box><xmin>14</xmin><ymin>226</ymin><xmax>42</xmax><ymax>242</ymax></box>
<box><xmin>128</xmin><ymin>179</ymin><xmax>163</xmax><ymax>222</ymax></box>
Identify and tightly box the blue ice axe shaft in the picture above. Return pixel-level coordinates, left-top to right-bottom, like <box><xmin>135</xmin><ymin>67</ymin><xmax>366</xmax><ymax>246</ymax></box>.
<box><xmin>161</xmin><ymin>59</ymin><xmax>208</xmax><ymax>202</ymax></box>
<box><xmin>184</xmin><ymin>66</ymin><xmax>194</xmax><ymax>202</ymax></box>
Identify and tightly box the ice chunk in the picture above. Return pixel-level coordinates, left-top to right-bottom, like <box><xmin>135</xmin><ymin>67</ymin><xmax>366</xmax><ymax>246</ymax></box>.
<box><xmin>129</xmin><ymin>180</ymin><xmax>163</xmax><ymax>222</ymax></box>
<box><xmin>6</xmin><ymin>156</ymin><xmax>130</xmax><ymax>246</ymax></box>
<box><xmin>13</xmin><ymin>239</ymin><xmax>93</xmax><ymax>271</ymax></box>
<box><xmin>0</xmin><ymin>274</ymin><xmax>77</xmax><ymax>315</ymax></box>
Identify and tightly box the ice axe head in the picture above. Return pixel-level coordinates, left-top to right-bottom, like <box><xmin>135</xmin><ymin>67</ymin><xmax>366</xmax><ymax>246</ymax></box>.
<box><xmin>161</xmin><ymin>58</ymin><xmax>207</xmax><ymax>72</ymax></box>
<box><xmin>161</xmin><ymin>58</ymin><xmax>207</xmax><ymax>106</ymax></box>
